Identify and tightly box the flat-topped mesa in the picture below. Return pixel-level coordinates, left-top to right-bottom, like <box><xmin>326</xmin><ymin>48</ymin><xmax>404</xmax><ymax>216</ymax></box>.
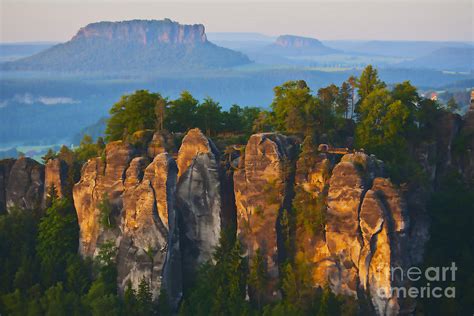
<box><xmin>234</xmin><ymin>132</ymin><xmax>298</xmax><ymax>303</ymax></box>
<box><xmin>73</xmin><ymin>19</ymin><xmax>207</xmax><ymax>45</ymax></box>
<box><xmin>274</xmin><ymin>35</ymin><xmax>325</xmax><ymax>49</ymax></box>
<box><xmin>175</xmin><ymin>128</ymin><xmax>229</xmax><ymax>291</ymax></box>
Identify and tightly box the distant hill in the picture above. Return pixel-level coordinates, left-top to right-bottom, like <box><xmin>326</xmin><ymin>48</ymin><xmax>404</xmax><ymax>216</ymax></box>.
<box><xmin>399</xmin><ymin>47</ymin><xmax>474</xmax><ymax>71</ymax></box>
<box><xmin>207</xmin><ymin>32</ymin><xmax>275</xmax><ymax>53</ymax></box>
<box><xmin>323</xmin><ymin>40</ymin><xmax>473</xmax><ymax>58</ymax></box>
<box><xmin>265</xmin><ymin>35</ymin><xmax>340</xmax><ymax>56</ymax></box>
<box><xmin>0</xmin><ymin>42</ymin><xmax>57</xmax><ymax>62</ymax></box>
<box><xmin>1</xmin><ymin>19</ymin><xmax>251</xmax><ymax>72</ymax></box>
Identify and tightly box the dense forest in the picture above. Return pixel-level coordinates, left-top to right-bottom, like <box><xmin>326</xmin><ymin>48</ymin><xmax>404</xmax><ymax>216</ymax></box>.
<box><xmin>1</xmin><ymin>65</ymin><xmax>473</xmax><ymax>315</ymax></box>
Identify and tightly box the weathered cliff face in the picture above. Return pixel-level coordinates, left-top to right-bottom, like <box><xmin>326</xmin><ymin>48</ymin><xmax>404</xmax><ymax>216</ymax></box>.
<box><xmin>295</xmin><ymin>151</ymin><xmax>415</xmax><ymax>316</ymax></box>
<box><xmin>73</xmin><ymin>140</ymin><xmax>182</xmax><ymax>303</ymax></box>
<box><xmin>73</xmin><ymin>141</ymin><xmax>135</xmax><ymax>257</ymax></box>
<box><xmin>5</xmin><ymin>157</ymin><xmax>45</xmax><ymax>211</ymax></box>
<box><xmin>119</xmin><ymin>153</ymin><xmax>179</xmax><ymax>301</ymax></box>
<box><xmin>358</xmin><ymin>178</ymin><xmax>411</xmax><ymax>316</ymax></box>
<box><xmin>234</xmin><ymin>133</ymin><xmax>298</xmax><ymax>302</ymax></box>
<box><xmin>73</xmin><ymin>19</ymin><xmax>207</xmax><ymax>45</ymax></box>
<box><xmin>44</xmin><ymin>158</ymin><xmax>69</xmax><ymax>201</ymax></box>
<box><xmin>175</xmin><ymin>128</ymin><xmax>229</xmax><ymax>291</ymax></box>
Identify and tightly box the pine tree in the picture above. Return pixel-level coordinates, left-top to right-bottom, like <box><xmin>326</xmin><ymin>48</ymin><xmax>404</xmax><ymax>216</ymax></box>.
<box><xmin>137</xmin><ymin>277</ymin><xmax>153</xmax><ymax>316</ymax></box>
<box><xmin>248</xmin><ymin>248</ymin><xmax>268</xmax><ymax>309</ymax></box>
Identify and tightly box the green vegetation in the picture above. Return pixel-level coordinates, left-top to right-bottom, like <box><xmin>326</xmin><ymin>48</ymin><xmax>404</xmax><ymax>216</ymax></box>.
<box><xmin>1</xmin><ymin>65</ymin><xmax>471</xmax><ymax>315</ymax></box>
<box><xmin>98</xmin><ymin>193</ymin><xmax>114</xmax><ymax>229</ymax></box>
<box><xmin>104</xmin><ymin>90</ymin><xmax>262</xmax><ymax>142</ymax></box>
<box><xmin>417</xmin><ymin>172</ymin><xmax>474</xmax><ymax>315</ymax></box>
<box><xmin>0</xmin><ymin>200</ymin><xmax>154</xmax><ymax>316</ymax></box>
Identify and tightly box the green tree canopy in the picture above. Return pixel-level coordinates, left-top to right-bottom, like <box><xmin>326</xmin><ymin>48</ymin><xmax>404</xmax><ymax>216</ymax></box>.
<box><xmin>165</xmin><ymin>91</ymin><xmax>199</xmax><ymax>133</ymax></box>
<box><xmin>105</xmin><ymin>90</ymin><xmax>163</xmax><ymax>141</ymax></box>
<box><xmin>356</xmin><ymin>65</ymin><xmax>386</xmax><ymax>102</ymax></box>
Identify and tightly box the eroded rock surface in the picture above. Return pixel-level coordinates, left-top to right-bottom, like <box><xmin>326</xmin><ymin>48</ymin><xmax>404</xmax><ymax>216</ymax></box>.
<box><xmin>175</xmin><ymin>128</ymin><xmax>227</xmax><ymax>291</ymax></box>
<box><xmin>73</xmin><ymin>141</ymin><xmax>135</xmax><ymax>257</ymax></box>
<box><xmin>234</xmin><ymin>133</ymin><xmax>297</xmax><ymax>302</ymax></box>
<box><xmin>6</xmin><ymin>157</ymin><xmax>44</xmax><ymax>211</ymax></box>
<box><xmin>119</xmin><ymin>154</ymin><xmax>179</xmax><ymax>300</ymax></box>
<box><xmin>44</xmin><ymin>158</ymin><xmax>69</xmax><ymax>202</ymax></box>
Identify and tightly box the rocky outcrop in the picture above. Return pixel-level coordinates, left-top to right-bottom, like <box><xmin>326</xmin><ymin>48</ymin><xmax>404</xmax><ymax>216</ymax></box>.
<box><xmin>119</xmin><ymin>154</ymin><xmax>179</xmax><ymax>301</ymax></box>
<box><xmin>73</xmin><ymin>141</ymin><xmax>135</xmax><ymax>257</ymax></box>
<box><xmin>358</xmin><ymin>178</ymin><xmax>411</xmax><ymax>316</ymax></box>
<box><xmin>43</xmin><ymin>158</ymin><xmax>69</xmax><ymax>201</ymax></box>
<box><xmin>234</xmin><ymin>133</ymin><xmax>298</xmax><ymax>302</ymax></box>
<box><xmin>73</xmin><ymin>19</ymin><xmax>208</xmax><ymax>45</ymax></box>
<box><xmin>294</xmin><ymin>150</ymin><xmax>414</xmax><ymax>315</ymax></box>
<box><xmin>73</xmin><ymin>140</ymin><xmax>182</xmax><ymax>304</ymax></box>
<box><xmin>175</xmin><ymin>128</ymin><xmax>228</xmax><ymax>291</ymax></box>
<box><xmin>5</xmin><ymin>157</ymin><xmax>44</xmax><ymax>211</ymax></box>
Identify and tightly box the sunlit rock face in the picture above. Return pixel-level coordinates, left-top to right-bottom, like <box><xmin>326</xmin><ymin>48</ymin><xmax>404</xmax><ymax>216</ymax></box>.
<box><xmin>234</xmin><ymin>133</ymin><xmax>298</xmax><ymax>302</ymax></box>
<box><xmin>5</xmin><ymin>157</ymin><xmax>44</xmax><ymax>211</ymax></box>
<box><xmin>43</xmin><ymin>158</ymin><xmax>69</xmax><ymax>202</ymax></box>
<box><xmin>294</xmin><ymin>151</ymin><xmax>415</xmax><ymax>315</ymax></box>
<box><xmin>73</xmin><ymin>141</ymin><xmax>135</xmax><ymax>257</ymax></box>
<box><xmin>325</xmin><ymin>158</ymin><xmax>366</xmax><ymax>296</ymax></box>
<box><xmin>358</xmin><ymin>178</ymin><xmax>411</xmax><ymax>316</ymax></box>
<box><xmin>120</xmin><ymin>154</ymin><xmax>179</xmax><ymax>301</ymax></box>
<box><xmin>293</xmin><ymin>151</ymin><xmax>333</xmax><ymax>288</ymax></box>
<box><xmin>73</xmin><ymin>140</ymin><xmax>181</xmax><ymax>304</ymax></box>
<box><xmin>175</xmin><ymin>128</ymin><xmax>231</xmax><ymax>291</ymax></box>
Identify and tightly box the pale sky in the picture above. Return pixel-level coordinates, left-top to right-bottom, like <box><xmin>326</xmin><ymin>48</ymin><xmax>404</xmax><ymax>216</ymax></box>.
<box><xmin>1</xmin><ymin>0</ymin><xmax>473</xmax><ymax>42</ymax></box>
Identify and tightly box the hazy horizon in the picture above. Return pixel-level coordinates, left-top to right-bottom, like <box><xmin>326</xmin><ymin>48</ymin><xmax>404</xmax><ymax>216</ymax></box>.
<box><xmin>1</xmin><ymin>0</ymin><xmax>472</xmax><ymax>43</ymax></box>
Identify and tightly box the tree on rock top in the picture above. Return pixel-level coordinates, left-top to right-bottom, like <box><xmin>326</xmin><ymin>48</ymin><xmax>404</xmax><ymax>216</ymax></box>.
<box><xmin>105</xmin><ymin>90</ymin><xmax>164</xmax><ymax>141</ymax></box>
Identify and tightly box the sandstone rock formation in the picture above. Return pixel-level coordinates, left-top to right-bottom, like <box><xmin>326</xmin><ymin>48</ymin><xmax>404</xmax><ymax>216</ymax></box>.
<box><xmin>5</xmin><ymin>157</ymin><xmax>44</xmax><ymax>211</ymax></box>
<box><xmin>234</xmin><ymin>133</ymin><xmax>298</xmax><ymax>302</ymax></box>
<box><xmin>73</xmin><ymin>140</ymin><xmax>182</xmax><ymax>304</ymax></box>
<box><xmin>175</xmin><ymin>128</ymin><xmax>228</xmax><ymax>291</ymax></box>
<box><xmin>43</xmin><ymin>158</ymin><xmax>69</xmax><ymax>201</ymax></box>
<box><xmin>119</xmin><ymin>153</ymin><xmax>179</xmax><ymax>300</ymax></box>
<box><xmin>294</xmin><ymin>150</ymin><xmax>413</xmax><ymax>316</ymax></box>
<box><xmin>358</xmin><ymin>178</ymin><xmax>410</xmax><ymax>315</ymax></box>
<box><xmin>74</xmin><ymin>19</ymin><xmax>208</xmax><ymax>45</ymax></box>
<box><xmin>73</xmin><ymin>141</ymin><xmax>135</xmax><ymax>257</ymax></box>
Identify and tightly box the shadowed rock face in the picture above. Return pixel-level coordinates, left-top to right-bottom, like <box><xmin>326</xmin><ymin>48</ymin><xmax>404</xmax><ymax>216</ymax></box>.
<box><xmin>6</xmin><ymin>157</ymin><xmax>44</xmax><ymax>211</ymax></box>
<box><xmin>175</xmin><ymin>128</ymin><xmax>227</xmax><ymax>291</ymax></box>
<box><xmin>234</xmin><ymin>133</ymin><xmax>298</xmax><ymax>302</ymax></box>
<box><xmin>0</xmin><ymin>159</ymin><xmax>15</xmax><ymax>214</ymax></box>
